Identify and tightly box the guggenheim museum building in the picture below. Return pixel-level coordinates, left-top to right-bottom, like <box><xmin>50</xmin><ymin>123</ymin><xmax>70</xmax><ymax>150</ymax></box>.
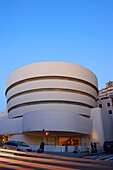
<box><xmin>0</xmin><ymin>62</ymin><xmax>112</xmax><ymax>152</ymax></box>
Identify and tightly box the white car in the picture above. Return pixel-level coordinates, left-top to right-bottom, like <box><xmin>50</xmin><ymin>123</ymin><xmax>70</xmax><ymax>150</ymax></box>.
<box><xmin>3</xmin><ymin>140</ymin><xmax>32</xmax><ymax>152</ymax></box>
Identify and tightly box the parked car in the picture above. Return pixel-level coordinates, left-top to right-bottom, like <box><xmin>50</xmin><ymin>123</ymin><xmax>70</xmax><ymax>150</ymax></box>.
<box><xmin>3</xmin><ymin>140</ymin><xmax>32</xmax><ymax>152</ymax></box>
<box><xmin>103</xmin><ymin>141</ymin><xmax>113</xmax><ymax>153</ymax></box>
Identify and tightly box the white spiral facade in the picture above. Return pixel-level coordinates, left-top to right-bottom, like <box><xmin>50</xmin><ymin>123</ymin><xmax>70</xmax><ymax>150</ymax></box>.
<box><xmin>6</xmin><ymin>62</ymin><xmax>98</xmax><ymax>136</ymax></box>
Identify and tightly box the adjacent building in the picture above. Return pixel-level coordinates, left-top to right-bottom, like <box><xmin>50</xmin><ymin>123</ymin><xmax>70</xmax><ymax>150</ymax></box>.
<box><xmin>97</xmin><ymin>81</ymin><xmax>113</xmax><ymax>142</ymax></box>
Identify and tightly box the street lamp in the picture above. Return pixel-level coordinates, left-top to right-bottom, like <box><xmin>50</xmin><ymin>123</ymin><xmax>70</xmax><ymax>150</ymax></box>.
<box><xmin>42</xmin><ymin>129</ymin><xmax>45</xmax><ymax>142</ymax></box>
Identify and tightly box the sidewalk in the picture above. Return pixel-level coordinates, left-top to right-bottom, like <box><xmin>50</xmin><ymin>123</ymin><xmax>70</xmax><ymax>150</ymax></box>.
<box><xmin>44</xmin><ymin>150</ymin><xmax>105</xmax><ymax>158</ymax></box>
<box><xmin>45</xmin><ymin>151</ymin><xmax>87</xmax><ymax>158</ymax></box>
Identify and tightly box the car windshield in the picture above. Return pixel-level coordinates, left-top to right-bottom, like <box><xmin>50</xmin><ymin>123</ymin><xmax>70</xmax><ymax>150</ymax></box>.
<box><xmin>18</xmin><ymin>141</ymin><xmax>29</xmax><ymax>147</ymax></box>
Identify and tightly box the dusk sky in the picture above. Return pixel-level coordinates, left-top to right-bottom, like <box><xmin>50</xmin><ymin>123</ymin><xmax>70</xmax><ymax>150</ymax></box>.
<box><xmin>0</xmin><ymin>0</ymin><xmax>113</xmax><ymax>111</ymax></box>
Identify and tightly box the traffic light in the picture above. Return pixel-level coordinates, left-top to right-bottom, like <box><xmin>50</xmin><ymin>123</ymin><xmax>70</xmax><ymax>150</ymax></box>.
<box><xmin>45</xmin><ymin>131</ymin><xmax>50</xmax><ymax>136</ymax></box>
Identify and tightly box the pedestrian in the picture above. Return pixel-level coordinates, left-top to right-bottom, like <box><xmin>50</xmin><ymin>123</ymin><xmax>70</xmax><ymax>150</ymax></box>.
<box><xmin>40</xmin><ymin>141</ymin><xmax>45</xmax><ymax>153</ymax></box>
<box><xmin>94</xmin><ymin>143</ymin><xmax>97</xmax><ymax>153</ymax></box>
<box><xmin>91</xmin><ymin>142</ymin><xmax>94</xmax><ymax>153</ymax></box>
<box><xmin>37</xmin><ymin>141</ymin><xmax>45</xmax><ymax>153</ymax></box>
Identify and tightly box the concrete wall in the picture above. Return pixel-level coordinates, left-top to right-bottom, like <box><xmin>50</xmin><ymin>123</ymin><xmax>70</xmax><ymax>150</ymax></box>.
<box><xmin>6</xmin><ymin>62</ymin><xmax>98</xmax><ymax>120</ymax></box>
<box><xmin>91</xmin><ymin>108</ymin><xmax>105</xmax><ymax>146</ymax></box>
<box><xmin>23</xmin><ymin>110</ymin><xmax>92</xmax><ymax>134</ymax></box>
<box><xmin>0</xmin><ymin>117</ymin><xmax>22</xmax><ymax>134</ymax></box>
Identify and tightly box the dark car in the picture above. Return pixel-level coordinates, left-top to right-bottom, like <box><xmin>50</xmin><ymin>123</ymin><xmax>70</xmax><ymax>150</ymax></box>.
<box><xmin>103</xmin><ymin>141</ymin><xmax>113</xmax><ymax>153</ymax></box>
<box><xmin>3</xmin><ymin>140</ymin><xmax>32</xmax><ymax>152</ymax></box>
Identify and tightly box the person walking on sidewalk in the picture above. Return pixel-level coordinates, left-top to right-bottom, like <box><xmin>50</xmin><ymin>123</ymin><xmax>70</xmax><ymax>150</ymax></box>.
<box><xmin>94</xmin><ymin>142</ymin><xmax>97</xmax><ymax>153</ymax></box>
<box><xmin>91</xmin><ymin>142</ymin><xmax>94</xmax><ymax>153</ymax></box>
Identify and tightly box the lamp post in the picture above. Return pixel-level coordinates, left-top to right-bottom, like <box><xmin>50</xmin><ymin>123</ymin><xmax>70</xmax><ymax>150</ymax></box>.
<box><xmin>42</xmin><ymin>129</ymin><xmax>45</xmax><ymax>142</ymax></box>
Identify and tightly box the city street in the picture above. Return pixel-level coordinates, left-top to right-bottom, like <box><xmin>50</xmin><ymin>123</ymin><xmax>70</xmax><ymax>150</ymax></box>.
<box><xmin>83</xmin><ymin>152</ymin><xmax>113</xmax><ymax>162</ymax></box>
<box><xmin>0</xmin><ymin>151</ymin><xmax>113</xmax><ymax>170</ymax></box>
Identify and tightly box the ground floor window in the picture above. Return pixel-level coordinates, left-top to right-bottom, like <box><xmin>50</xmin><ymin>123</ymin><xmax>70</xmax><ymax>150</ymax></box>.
<box><xmin>0</xmin><ymin>135</ymin><xmax>8</xmax><ymax>143</ymax></box>
<box><xmin>59</xmin><ymin>137</ymin><xmax>80</xmax><ymax>146</ymax></box>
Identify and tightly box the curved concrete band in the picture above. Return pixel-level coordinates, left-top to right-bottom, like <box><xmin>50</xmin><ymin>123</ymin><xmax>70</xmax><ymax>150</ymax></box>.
<box><xmin>6</xmin><ymin>62</ymin><xmax>98</xmax><ymax>134</ymax></box>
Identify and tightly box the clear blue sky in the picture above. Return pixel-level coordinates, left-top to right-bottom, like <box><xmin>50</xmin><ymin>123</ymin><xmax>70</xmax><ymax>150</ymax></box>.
<box><xmin>0</xmin><ymin>0</ymin><xmax>113</xmax><ymax>111</ymax></box>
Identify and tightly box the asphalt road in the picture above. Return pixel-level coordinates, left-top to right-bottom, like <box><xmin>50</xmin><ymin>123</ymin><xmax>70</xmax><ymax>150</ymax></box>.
<box><xmin>0</xmin><ymin>151</ymin><xmax>113</xmax><ymax>170</ymax></box>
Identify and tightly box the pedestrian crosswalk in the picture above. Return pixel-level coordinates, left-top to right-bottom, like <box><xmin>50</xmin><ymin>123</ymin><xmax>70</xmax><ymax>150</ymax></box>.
<box><xmin>84</xmin><ymin>153</ymin><xmax>113</xmax><ymax>162</ymax></box>
<box><xmin>0</xmin><ymin>151</ymin><xmax>113</xmax><ymax>170</ymax></box>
